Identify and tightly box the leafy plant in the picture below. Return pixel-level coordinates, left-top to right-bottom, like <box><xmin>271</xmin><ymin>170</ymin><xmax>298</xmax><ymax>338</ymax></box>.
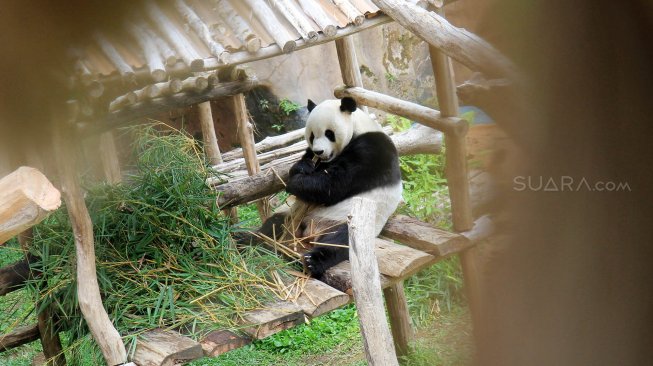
<box><xmin>278</xmin><ymin>98</ymin><xmax>301</xmax><ymax>116</ymax></box>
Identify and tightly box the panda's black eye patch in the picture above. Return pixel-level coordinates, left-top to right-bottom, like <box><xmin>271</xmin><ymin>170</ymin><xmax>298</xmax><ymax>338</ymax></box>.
<box><xmin>310</xmin><ymin>132</ymin><xmax>314</xmax><ymax>144</ymax></box>
<box><xmin>325</xmin><ymin>130</ymin><xmax>335</xmax><ymax>142</ymax></box>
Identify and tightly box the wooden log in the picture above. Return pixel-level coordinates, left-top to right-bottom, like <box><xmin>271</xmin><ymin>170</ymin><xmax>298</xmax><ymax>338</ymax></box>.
<box><xmin>53</xmin><ymin>127</ymin><xmax>127</xmax><ymax>365</ymax></box>
<box><xmin>335</xmin><ymin>37</ymin><xmax>364</xmax><ymax>89</ymax></box>
<box><xmin>0</xmin><ymin>256</ymin><xmax>34</xmax><ymax>296</ymax></box>
<box><xmin>144</xmin><ymin>0</ymin><xmax>204</xmax><ymax>71</ymax></box>
<box><xmin>198</xmin><ymin>101</ymin><xmax>223</xmax><ymax>165</ymax></box>
<box><xmin>93</xmin><ymin>33</ymin><xmax>135</xmax><ymax>83</ymax></box>
<box><xmin>374</xmin><ymin>238</ymin><xmax>435</xmax><ymax>278</ymax></box>
<box><xmin>84</xmin><ymin>78</ymin><xmax>259</xmax><ymax>135</ymax></box>
<box><xmin>86</xmin><ymin>81</ymin><xmax>105</xmax><ymax>99</ymax></box>
<box><xmin>0</xmin><ymin>324</ymin><xmax>40</xmax><ymax>352</ymax></box>
<box><xmin>392</xmin><ymin>124</ymin><xmax>442</xmax><ymax>156</ymax></box>
<box><xmin>37</xmin><ymin>305</ymin><xmax>65</xmax><ymax>366</ymax></box>
<box><xmin>348</xmin><ymin>197</ymin><xmax>398</xmax><ymax>366</ymax></box>
<box><xmin>242</xmin><ymin>0</ymin><xmax>297</xmax><ymax>53</ymax></box>
<box><xmin>108</xmin><ymin>92</ymin><xmax>138</xmax><ymax>112</ymax></box>
<box><xmin>289</xmin><ymin>276</ymin><xmax>350</xmax><ymax>318</ymax></box>
<box><xmin>334</xmin><ymin>86</ymin><xmax>467</xmax><ymax>136</ymax></box>
<box><xmin>297</xmin><ymin>0</ymin><xmax>337</xmax><ymax>36</ymax></box>
<box><xmin>211</xmin><ymin>125</ymin><xmax>441</xmax><ymax>206</ymax></box>
<box><xmin>214</xmin><ymin>0</ymin><xmax>262</xmax><ymax>53</ymax></box>
<box><xmin>151</xmin><ymin>79</ymin><xmax>184</xmax><ymax>98</ymax></box>
<box><xmin>271</xmin><ymin>0</ymin><xmax>318</xmax><ymax>42</ymax></box>
<box><xmin>142</xmin><ymin>24</ymin><xmax>178</xmax><ymax>67</ymax></box>
<box><xmin>241</xmin><ymin>301</ymin><xmax>304</xmax><ymax>339</ymax></box>
<box><xmin>0</xmin><ymin>167</ymin><xmax>61</xmax><ymax>244</ymax></box>
<box><xmin>221</xmin><ymin>128</ymin><xmax>306</xmax><ymax>162</ymax></box>
<box><xmin>201</xmin><ymin>330</ymin><xmax>250</xmax><ymax>357</ymax></box>
<box><xmin>461</xmin><ymin>214</ymin><xmax>493</xmax><ymax>243</ymax></box>
<box><xmin>381</xmin><ymin>214</ymin><xmax>472</xmax><ymax>257</ymax></box>
<box><xmin>383</xmin><ymin>282</ymin><xmax>413</xmax><ymax>359</ymax></box>
<box><xmin>132</xmin><ymin>329</ymin><xmax>203</xmax><ymax>366</ymax></box>
<box><xmin>234</xmin><ymin>93</ymin><xmax>269</xmax><ymax>219</ymax></box>
<box><xmin>99</xmin><ymin>132</ymin><xmax>122</xmax><ymax>184</ymax></box>
<box><xmin>370</xmin><ymin>0</ymin><xmax>517</xmax><ymax>79</ymax></box>
<box><xmin>180</xmin><ymin>76</ymin><xmax>209</xmax><ymax>92</ymax></box>
<box><xmin>127</xmin><ymin>22</ymin><xmax>167</xmax><ymax>82</ymax></box>
<box><xmin>173</xmin><ymin>0</ymin><xmax>229</xmax><ymax>63</ymax></box>
<box><xmin>333</xmin><ymin>0</ymin><xmax>365</xmax><ymax>25</ymax></box>
<box><xmin>214</xmin><ymin>140</ymin><xmax>306</xmax><ymax>173</ymax></box>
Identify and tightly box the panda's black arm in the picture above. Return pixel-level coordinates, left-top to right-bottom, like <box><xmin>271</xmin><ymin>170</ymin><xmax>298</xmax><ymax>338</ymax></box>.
<box><xmin>286</xmin><ymin>132</ymin><xmax>399</xmax><ymax>206</ymax></box>
<box><xmin>289</xmin><ymin>148</ymin><xmax>317</xmax><ymax>176</ymax></box>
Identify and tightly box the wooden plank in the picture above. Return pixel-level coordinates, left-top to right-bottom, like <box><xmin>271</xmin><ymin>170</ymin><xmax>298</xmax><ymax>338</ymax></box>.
<box><xmin>348</xmin><ymin>197</ymin><xmax>398</xmax><ymax>366</ymax></box>
<box><xmin>0</xmin><ymin>167</ymin><xmax>61</xmax><ymax>244</ymax></box>
<box><xmin>381</xmin><ymin>215</ymin><xmax>472</xmax><ymax>257</ymax></box>
<box><xmin>384</xmin><ymin>282</ymin><xmax>413</xmax><ymax>359</ymax></box>
<box><xmin>132</xmin><ymin>328</ymin><xmax>203</xmax><ymax>366</ymax></box>
<box><xmin>241</xmin><ymin>301</ymin><xmax>304</xmax><ymax>339</ymax></box>
<box><xmin>200</xmin><ymin>330</ymin><xmax>250</xmax><ymax>357</ymax></box>
<box><xmin>0</xmin><ymin>324</ymin><xmax>40</xmax><ymax>352</ymax></box>
<box><xmin>374</xmin><ymin>238</ymin><xmax>435</xmax><ymax>278</ymax></box>
<box><xmin>290</xmin><ymin>276</ymin><xmax>350</xmax><ymax>318</ymax></box>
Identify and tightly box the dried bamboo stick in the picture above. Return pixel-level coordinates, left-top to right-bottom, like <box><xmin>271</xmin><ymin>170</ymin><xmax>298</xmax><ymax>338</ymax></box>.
<box><xmin>242</xmin><ymin>0</ymin><xmax>297</xmax><ymax>53</ymax></box>
<box><xmin>297</xmin><ymin>0</ymin><xmax>337</xmax><ymax>37</ymax></box>
<box><xmin>144</xmin><ymin>0</ymin><xmax>205</xmax><ymax>70</ymax></box>
<box><xmin>213</xmin><ymin>0</ymin><xmax>262</xmax><ymax>53</ymax></box>
<box><xmin>127</xmin><ymin>21</ymin><xmax>167</xmax><ymax>82</ymax></box>
<box><xmin>173</xmin><ymin>0</ymin><xmax>230</xmax><ymax>63</ymax></box>
<box><xmin>272</xmin><ymin>0</ymin><xmax>318</xmax><ymax>42</ymax></box>
<box><xmin>93</xmin><ymin>32</ymin><xmax>135</xmax><ymax>83</ymax></box>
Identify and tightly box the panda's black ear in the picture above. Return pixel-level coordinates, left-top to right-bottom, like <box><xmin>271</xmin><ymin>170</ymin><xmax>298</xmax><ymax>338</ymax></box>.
<box><xmin>339</xmin><ymin>97</ymin><xmax>357</xmax><ymax>113</ymax></box>
<box><xmin>307</xmin><ymin>99</ymin><xmax>317</xmax><ymax>113</ymax></box>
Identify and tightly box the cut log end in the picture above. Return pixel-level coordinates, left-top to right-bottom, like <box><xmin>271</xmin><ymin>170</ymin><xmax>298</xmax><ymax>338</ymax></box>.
<box><xmin>151</xmin><ymin>68</ymin><xmax>167</xmax><ymax>82</ymax></box>
<box><xmin>353</xmin><ymin>15</ymin><xmax>365</xmax><ymax>26</ymax></box>
<box><xmin>246</xmin><ymin>38</ymin><xmax>262</xmax><ymax>53</ymax></box>
<box><xmin>281</xmin><ymin>41</ymin><xmax>297</xmax><ymax>53</ymax></box>
<box><xmin>190</xmin><ymin>59</ymin><xmax>205</xmax><ymax>72</ymax></box>
<box><xmin>322</xmin><ymin>25</ymin><xmax>337</xmax><ymax>37</ymax></box>
<box><xmin>165</xmin><ymin>55</ymin><xmax>178</xmax><ymax>67</ymax></box>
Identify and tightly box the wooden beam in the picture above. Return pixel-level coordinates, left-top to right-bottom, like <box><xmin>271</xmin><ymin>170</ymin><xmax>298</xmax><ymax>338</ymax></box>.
<box><xmin>53</xmin><ymin>126</ymin><xmax>127</xmax><ymax>365</ymax></box>
<box><xmin>198</xmin><ymin>102</ymin><xmax>223</xmax><ymax>165</ymax></box>
<box><xmin>173</xmin><ymin>0</ymin><xmax>229</xmax><ymax>63</ymax></box>
<box><xmin>381</xmin><ymin>214</ymin><xmax>472</xmax><ymax>257</ymax></box>
<box><xmin>214</xmin><ymin>0</ymin><xmax>262</xmax><ymax>53</ymax></box>
<box><xmin>127</xmin><ymin>22</ymin><xmax>167</xmax><ymax>82</ymax></box>
<box><xmin>234</xmin><ymin>93</ymin><xmax>269</xmax><ymax>219</ymax></box>
<box><xmin>272</xmin><ymin>0</ymin><xmax>318</xmax><ymax>42</ymax></box>
<box><xmin>80</xmin><ymin>78</ymin><xmax>259</xmax><ymax>136</ymax></box>
<box><xmin>201</xmin><ymin>330</ymin><xmax>251</xmax><ymax>357</ymax></box>
<box><xmin>289</xmin><ymin>276</ymin><xmax>350</xmax><ymax>318</ymax></box>
<box><xmin>370</xmin><ymin>0</ymin><xmax>517</xmax><ymax>79</ymax></box>
<box><xmin>132</xmin><ymin>329</ymin><xmax>203</xmax><ymax>366</ymax></box>
<box><xmin>0</xmin><ymin>324</ymin><xmax>40</xmax><ymax>352</ymax></box>
<box><xmin>241</xmin><ymin>301</ymin><xmax>304</xmax><ymax>339</ymax></box>
<box><xmin>0</xmin><ymin>167</ymin><xmax>61</xmax><ymax>244</ymax></box>
<box><xmin>334</xmin><ymin>86</ymin><xmax>467</xmax><ymax>136</ymax></box>
<box><xmin>220</xmin><ymin>128</ymin><xmax>306</xmax><ymax>162</ymax></box>
<box><xmin>242</xmin><ymin>0</ymin><xmax>296</xmax><ymax>53</ymax></box>
<box><xmin>296</xmin><ymin>0</ymin><xmax>337</xmax><ymax>36</ymax></box>
<box><xmin>384</xmin><ymin>282</ymin><xmax>413</xmax><ymax>359</ymax></box>
<box><xmin>348</xmin><ymin>197</ymin><xmax>399</xmax><ymax>366</ymax></box>
<box><xmin>93</xmin><ymin>33</ymin><xmax>135</xmax><ymax>83</ymax></box>
<box><xmin>374</xmin><ymin>238</ymin><xmax>435</xmax><ymax>278</ymax></box>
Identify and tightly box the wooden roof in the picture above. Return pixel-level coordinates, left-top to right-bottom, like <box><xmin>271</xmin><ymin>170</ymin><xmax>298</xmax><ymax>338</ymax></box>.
<box><xmin>74</xmin><ymin>0</ymin><xmax>386</xmax><ymax>86</ymax></box>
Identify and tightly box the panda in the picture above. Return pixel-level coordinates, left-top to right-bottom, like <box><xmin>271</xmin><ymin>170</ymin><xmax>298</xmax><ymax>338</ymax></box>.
<box><xmin>259</xmin><ymin>97</ymin><xmax>402</xmax><ymax>278</ymax></box>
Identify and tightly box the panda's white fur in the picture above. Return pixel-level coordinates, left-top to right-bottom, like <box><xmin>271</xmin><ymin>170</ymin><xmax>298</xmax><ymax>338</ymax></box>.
<box><xmin>303</xmin><ymin>99</ymin><xmax>401</xmax><ymax>236</ymax></box>
<box><xmin>260</xmin><ymin>97</ymin><xmax>402</xmax><ymax>277</ymax></box>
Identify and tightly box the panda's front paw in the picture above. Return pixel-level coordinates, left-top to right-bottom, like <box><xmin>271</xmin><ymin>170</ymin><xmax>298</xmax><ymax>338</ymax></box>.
<box><xmin>290</xmin><ymin>159</ymin><xmax>316</xmax><ymax>176</ymax></box>
<box><xmin>304</xmin><ymin>246</ymin><xmax>348</xmax><ymax>279</ymax></box>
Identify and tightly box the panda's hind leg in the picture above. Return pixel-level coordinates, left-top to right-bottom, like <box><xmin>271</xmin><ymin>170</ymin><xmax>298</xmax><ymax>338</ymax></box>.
<box><xmin>304</xmin><ymin>223</ymin><xmax>349</xmax><ymax>279</ymax></box>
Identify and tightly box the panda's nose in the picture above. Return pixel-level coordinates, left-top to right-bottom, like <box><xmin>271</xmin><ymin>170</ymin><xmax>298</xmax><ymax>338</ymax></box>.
<box><xmin>313</xmin><ymin>150</ymin><xmax>324</xmax><ymax>156</ymax></box>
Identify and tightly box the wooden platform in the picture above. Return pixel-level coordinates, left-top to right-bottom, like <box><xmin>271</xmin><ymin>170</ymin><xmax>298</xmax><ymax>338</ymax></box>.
<box><xmin>128</xmin><ymin>215</ymin><xmax>470</xmax><ymax>366</ymax></box>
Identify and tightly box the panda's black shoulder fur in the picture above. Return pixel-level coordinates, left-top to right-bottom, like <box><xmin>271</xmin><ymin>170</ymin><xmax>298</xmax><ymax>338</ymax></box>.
<box><xmin>286</xmin><ymin>131</ymin><xmax>400</xmax><ymax>206</ymax></box>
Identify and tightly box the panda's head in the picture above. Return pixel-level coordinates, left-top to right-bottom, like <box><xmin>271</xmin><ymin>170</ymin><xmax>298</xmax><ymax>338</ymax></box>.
<box><xmin>304</xmin><ymin>97</ymin><xmax>358</xmax><ymax>163</ymax></box>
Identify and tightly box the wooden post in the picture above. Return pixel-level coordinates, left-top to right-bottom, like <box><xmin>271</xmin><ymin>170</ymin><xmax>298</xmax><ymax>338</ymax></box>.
<box><xmin>348</xmin><ymin>197</ymin><xmax>399</xmax><ymax>366</ymax></box>
<box><xmin>197</xmin><ymin>102</ymin><xmax>223</xmax><ymax>166</ymax></box>
<box><xmin>0</xmin><ymin>167</ymin><xmax>61</xmax><ymax>244</ymax></box>
<box><xmin>52</xmin><ymin>125</ymin><xmax>127</xmax><ymax>366</ymax></box>
<box><xmin>430</xmin><ymin>6</ymin><xmax>482</xmax><ymax>342</ymax></box>
<box><xmin>99</xmin><ymin>132</ymin><xmax>122</xmax><ymax>184</ymax></box>
<box><xmin>334</xmin><ymin>36</ymin><xmax>368</xmax><ymax>113</ymax></box>
<box><xmin>384</xmin><ymin>281</ymin><xmax>413</xmax><ymax>359</ymax></box>
<box><xmin>233</xmin><ymin>94</ymin><xmax>269</xmax><ymax>220</ymax></box>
